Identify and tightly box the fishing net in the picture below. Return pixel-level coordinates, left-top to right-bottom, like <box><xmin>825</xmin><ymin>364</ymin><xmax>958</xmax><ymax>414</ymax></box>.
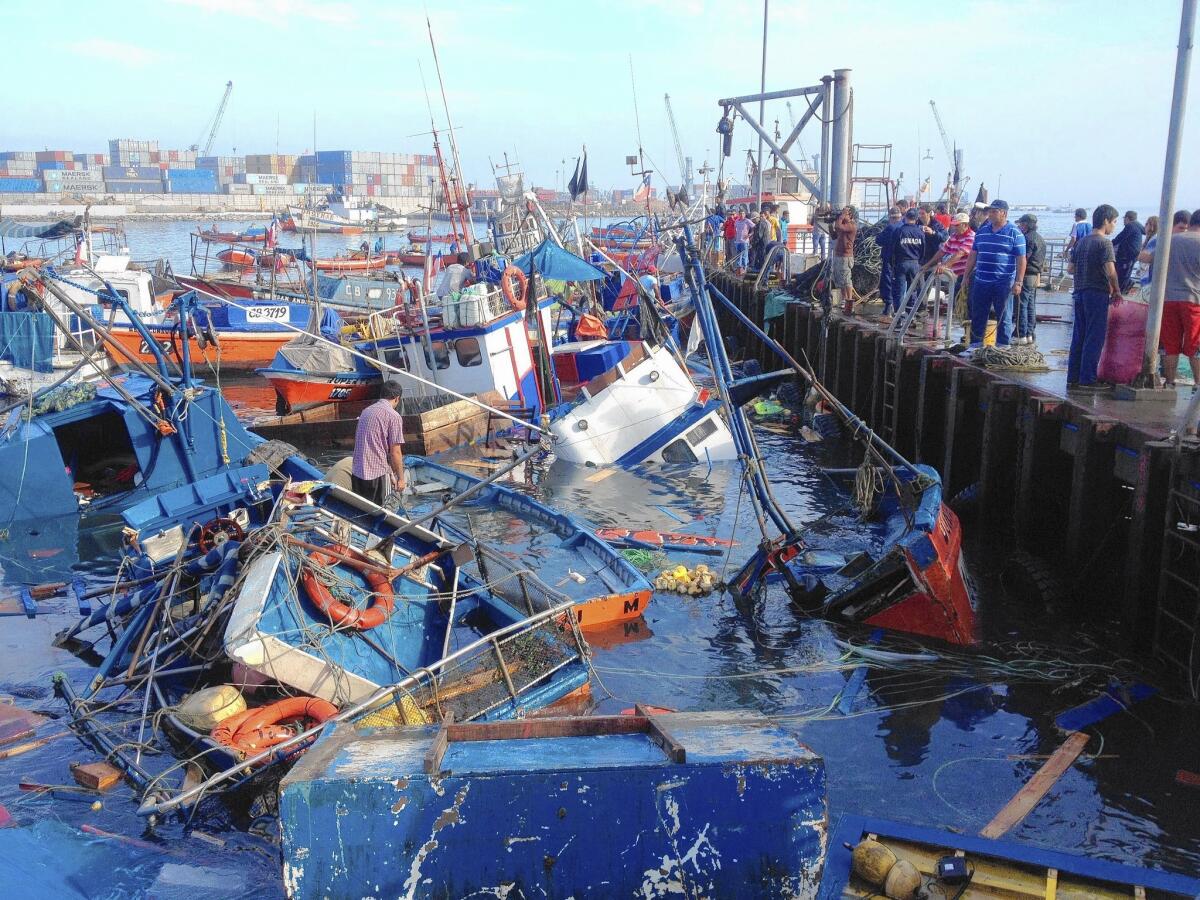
<box><xmin>23</xmin><ymin>381</ymin><xmax>96</xmax><ymax>419</ymax></box>
<box><xmin>366</xmin><ymin>615</ymin><xmax>582</xmax><ymax>725</ymax></box>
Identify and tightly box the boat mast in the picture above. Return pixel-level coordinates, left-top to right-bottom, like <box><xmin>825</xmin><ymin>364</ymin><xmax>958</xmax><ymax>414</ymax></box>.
<box><xmin>426</xmin><ymin>18</ymin><xmax>475</xmax><ymax>245</ymax></box>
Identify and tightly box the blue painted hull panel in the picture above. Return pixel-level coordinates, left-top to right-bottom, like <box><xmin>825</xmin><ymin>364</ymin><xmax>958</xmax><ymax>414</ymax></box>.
<box><xmin>280</xmin><ymin>711</ymin><xmax>828</xmax><ymax>899</ymax></box>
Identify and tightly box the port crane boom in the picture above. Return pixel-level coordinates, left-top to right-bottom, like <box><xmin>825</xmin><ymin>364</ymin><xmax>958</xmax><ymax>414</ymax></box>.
<box><xmin>193</xmin><ymin>81</ymin><xmax>233</xmax><ymax>156</ymax></box>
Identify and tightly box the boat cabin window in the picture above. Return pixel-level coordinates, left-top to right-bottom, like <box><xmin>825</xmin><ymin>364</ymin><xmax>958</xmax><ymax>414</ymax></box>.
<box><xmin>380</xmin><ymin>347</ymin><xmax>409</xmax><ymax>371</ymax></box>
<box><xmin>98</xmin><ymin>288</ymin><xmax>130</xmax><ymax>309</ymax></box>
<box><xmin>427</xmin><ymin>341</ymin><xmax>450</xmax><ymax>370</ymax></box>
<box><xmin>661</xmin><ymin>438</ymin><xmax>698</xmax><ymax>464</ymax></box>
<box><xmin>454</xmin><ymin>337</ymin><xmax>482</xmax><ymax>367</ymax></box>
<box><xmin>52</xmin><ymin>410</ymin><xmax>140</xmax><ymax>498</ymax></box>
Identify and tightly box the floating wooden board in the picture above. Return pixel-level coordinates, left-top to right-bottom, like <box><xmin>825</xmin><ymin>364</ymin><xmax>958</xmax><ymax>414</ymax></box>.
<box><xmin>980</xmin><ymin>731</ymin><xmax>1090</xmax><ymax>839</ymax></box>
<box><xmin>0</xmin><ymin>704</ymin><xmax>46</xmax><ymax>746</ymax></box>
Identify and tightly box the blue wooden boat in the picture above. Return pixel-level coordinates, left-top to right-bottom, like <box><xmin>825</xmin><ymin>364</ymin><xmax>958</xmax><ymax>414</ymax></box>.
<box><xmin>405</xmin><ymin>456</ymin><xmax>653</xmax><ymax>628</ymax></box>
<box><xmin>58</xmin><ymin>462</ymin><xmax>592</xmax><ymax>820</ymax></box>
<box><xmin>819</xmin><ymin>814</ymin><xmax>1200</xmax><ymax>898</ymax></box>
<box><xmin>280</xmin><ymin>710</ymin><xmax>828</xmax><ymax>899</ymax></box>
<box><xmin>0</xmin><ymin>281</ymin><xmax>316</xmax><ymax>529</ymax></box>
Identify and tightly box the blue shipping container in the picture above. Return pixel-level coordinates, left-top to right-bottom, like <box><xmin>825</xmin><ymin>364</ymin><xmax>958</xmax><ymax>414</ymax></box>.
<box><xmin>105</xmin><ymin>180</ymin><xmax>164</xmax><ymax>194</ymax></box>
<box><xmin>316</xmin><ymin>150</ymin><xmax>352</xmax><ymax>163</ymax></box>
<box><xmin>164</xmin><ymin>182</ymin><xmax>218</xmax><ymax>194</ymax></box>
<box><xmin>36</xmin><ymin>161</ymin><xmax>67</xmax><ymax>170</ymax></box>
<box><xmin>164</xmin><ymin>168</ymin><xmax>216</xmax><ymax>183</ymax></box>
<box><xmin>102</xmin><ymin>165</ymin><xmax>160</xmax><ymax>181</ymax></box>
<box><xmin>0</xmin><ymin>178</ymin><xmax>43</xmax><ymax>193</ymax></box>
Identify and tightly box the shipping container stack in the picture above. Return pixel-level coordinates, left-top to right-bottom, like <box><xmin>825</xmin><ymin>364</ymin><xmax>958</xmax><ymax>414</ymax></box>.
<box><xmin>314</xmin><ymin>150</ymin><xmax>440</xmax><ymax>200</ymax></box>
<box><xmin>0</xmin><ymin>151</ymin><xmax>41</xmax><ymax>193</ymax></box>
<box><xmin>105</xmin><ymin>139</ymin><xmax>164</xmax><ymax>194</ymax></box>
<box><xmin>197</xmin><ymin>156</ymin><xmax>248</xmax><ymax>194</ymax></box>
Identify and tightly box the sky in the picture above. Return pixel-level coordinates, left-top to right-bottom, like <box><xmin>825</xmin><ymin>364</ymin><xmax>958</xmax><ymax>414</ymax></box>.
<box><xmin>5</xmin><ymin>0</ymin><xmax>1198</xmax><ymax>207</ymax></box>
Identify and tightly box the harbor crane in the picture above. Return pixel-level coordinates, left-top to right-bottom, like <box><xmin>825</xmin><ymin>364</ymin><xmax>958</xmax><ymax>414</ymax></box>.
<box><xmin>929</xmin><ymin>99</ymin><xmax>967</xmax><ymax>203</ymax></box>
<box><xmin>192</xmin><ymin>81</ymin><xmax>233</xmax><ymax>156</ymax></box>
<box><xmin>663</xmin><ymin>93</ymin><xmax>689</xmax><ymax>202</ymax></box>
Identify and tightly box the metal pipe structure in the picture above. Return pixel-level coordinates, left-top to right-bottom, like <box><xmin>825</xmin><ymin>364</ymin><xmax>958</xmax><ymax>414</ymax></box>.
<box><xmin>1137</xmin><ymin>0</ymin><xmax>1196</xmax><ymax>389</ymax></box>
<box><xmin>755</xmin><ymin>0</ymin><xmax>768</xmax><ymax>211</ymax></box>
<box><xmin>829</xmin><ymin>68</ymin><xmax>852</xmax><ymax>210</ymax></box>
<box><xmin>820</xmin><ymin>76</ymin><xmax>832</xmax><ymax>255</ymax></box>
<box><xmin>729</xmin><ymin>101</ymin><xmax>822</xmax><ymax>199</ymax></box>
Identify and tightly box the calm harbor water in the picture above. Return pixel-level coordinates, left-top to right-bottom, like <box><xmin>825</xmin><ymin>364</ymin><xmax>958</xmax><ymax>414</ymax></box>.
<box><xmin>0</xmin><ymin>222</ymin><xmax>1196</xmax><ymax>893</ymax></box>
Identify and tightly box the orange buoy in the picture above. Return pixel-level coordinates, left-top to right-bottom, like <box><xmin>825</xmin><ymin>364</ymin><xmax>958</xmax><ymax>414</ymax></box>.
<box><xmin>500</xmin><ymin>265</ymin><xmax>528</xmax><ymax>311</ymax></box>
<box><xmin>300</xmin><ymin>543</ymin><xmax>396</xmax><ymax>630</ymax></box>
<box><xmin>211</xmin><ymin>695</ymin><xmax>337</xmax><ymax>758</ymax></box>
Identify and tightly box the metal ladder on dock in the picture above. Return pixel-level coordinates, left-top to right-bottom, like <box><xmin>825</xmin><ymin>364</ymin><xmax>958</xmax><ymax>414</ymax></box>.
<box><xmin>1154</xmin><ymin>449</ymin><xmax>1200</xmax><ymax>695</ymax></box>
<box><xmin>878</xmin><ymin>339</ymin><xmax>901</xmax><ymax>443</ymax></box>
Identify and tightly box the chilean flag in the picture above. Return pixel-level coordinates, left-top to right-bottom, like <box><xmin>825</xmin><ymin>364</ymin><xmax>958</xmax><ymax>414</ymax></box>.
<box><xmin>632</xmin><ymin>172</ymin><xmax>652</xmax><ymax>203</ymax></box>
<box><xmin>266</xmin><ymin>215</ymin><xmax>279</xmax><ymax>249</ymax></box>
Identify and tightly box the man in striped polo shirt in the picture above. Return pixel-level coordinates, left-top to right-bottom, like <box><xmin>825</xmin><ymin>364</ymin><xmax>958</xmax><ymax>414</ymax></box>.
<box><xmin>960</xmin><ymin>199</ymin><xmax>1027</xmax><ymax>353</ymax></box>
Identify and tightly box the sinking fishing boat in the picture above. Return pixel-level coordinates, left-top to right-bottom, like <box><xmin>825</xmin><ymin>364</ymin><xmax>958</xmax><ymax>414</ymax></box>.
<box><xmin>405</xmin><ymin>456</ymin><xmax>653</xmax><ymax>627</ymax></box>
<box><xmin>281</xmin><ymin>710</ymin><xmax>828</xmax><ymax>899</ymax></box>
<box><xmin>56</xmin><ymin>460</ymin><xmax>592</xmax><ymax>820</ymax></box>
<box><xmin>820</xmin><ymin>815</ymin><xmax>1200</xmax><ymax>899</ymax></box>
<box><xmin>677</xmin><ymin>223</ymin><xmax>977</xmax><ymax>645</ymax></box>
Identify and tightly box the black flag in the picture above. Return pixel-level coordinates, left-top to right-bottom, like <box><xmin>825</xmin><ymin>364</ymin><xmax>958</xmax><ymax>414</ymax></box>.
<box><xmin>568</xmin><ymin>150</ymin><xmax>588</xmax><ymax>201</ymax></box>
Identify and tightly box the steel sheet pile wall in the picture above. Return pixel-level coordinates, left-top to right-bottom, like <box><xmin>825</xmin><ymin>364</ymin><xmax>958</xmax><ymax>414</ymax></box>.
<box><xmin>708</xmin><ymin>268</ymin><xmax>1188</xmax><ymax>680</ymax></box>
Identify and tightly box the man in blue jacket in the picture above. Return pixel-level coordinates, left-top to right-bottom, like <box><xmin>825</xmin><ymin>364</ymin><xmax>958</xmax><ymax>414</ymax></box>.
<box><xmin>875</xmin><ymin>207</ymin><xmax>903</xmax><ymax>320</ymax></box>
<box><xmin>895</xmin><ymin>208</ymin><xmax>926</xmax><ymax>313</ymax></box>
<box><xmin>961</xmin><ymin>199</ymin><xmax>1027</xmax><ymax>352</ymax></box>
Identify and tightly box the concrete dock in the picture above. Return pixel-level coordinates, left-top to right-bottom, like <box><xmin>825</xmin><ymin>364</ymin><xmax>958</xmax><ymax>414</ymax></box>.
<box><xmin>711</xmin><ymin>271</ymin><xmax>1200</xmax><ymax>680</ymax></box>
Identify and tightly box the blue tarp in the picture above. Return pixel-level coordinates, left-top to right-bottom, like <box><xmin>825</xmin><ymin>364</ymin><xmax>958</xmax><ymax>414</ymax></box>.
<box><xmin>513</xmin><ymin>239</ymin><xmax>605</xmax><ymax>282</ymax></box>
<box><xmin>0</xmin><ymin>311</ymin><xmax>54</xmax><ymax>373</ymax></box>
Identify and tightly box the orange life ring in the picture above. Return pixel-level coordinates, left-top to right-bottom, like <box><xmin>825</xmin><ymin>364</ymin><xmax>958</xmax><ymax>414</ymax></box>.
<box><xmin>211</xmin><ymin>696</ymin><xmax>338</xmax><ymax>758</ymax></box>
<box><xmin>501</xmin><ymin>265</ymin><xmax>528</xmax><ymax>311</ymax></box>
<box><xmin>301</xmin><ymin>543</ymin><xmax>396</xmax><ymax>630</ymax></box>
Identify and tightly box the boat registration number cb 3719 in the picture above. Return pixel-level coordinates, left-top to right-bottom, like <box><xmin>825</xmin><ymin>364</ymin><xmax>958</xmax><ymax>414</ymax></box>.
<box><xmin>245</xmin><ymin>306</ymin><xmax>289</xmax><ymax>322</ymax></box>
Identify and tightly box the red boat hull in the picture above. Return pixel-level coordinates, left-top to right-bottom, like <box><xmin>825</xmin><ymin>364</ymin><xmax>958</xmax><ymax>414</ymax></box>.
<box><xmin>863</xmin><ymin>504</ymin><xmax>975</xmax><ymax>646</ymax></box>
<box><xmin>264</xmin><ymin>372</ymin><xmax>380</xmax><ymax>410</ymax></box>
<box><xmin>105</xmin><ymin>326</ymin><xmax>289</xmax><ymax>370</ymax></box>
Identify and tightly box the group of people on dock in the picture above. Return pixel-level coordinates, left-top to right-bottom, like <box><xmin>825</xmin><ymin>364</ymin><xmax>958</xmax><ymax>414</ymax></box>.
<box><xmin>713</xmin><ymin>204</ymin><xmax>791</xmax><ymax>274</ymax></box>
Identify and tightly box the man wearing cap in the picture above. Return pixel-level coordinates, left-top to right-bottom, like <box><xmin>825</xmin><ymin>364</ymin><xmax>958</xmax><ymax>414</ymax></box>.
<box><xmin>352</xmin><ymin>380</ymin><xmax>406</xmax><ymax>506</ymax></box>
<box><xmin>1016</xmin><ymin>214</ymin><xmax>1046</xmax><ymax>344</ymax></box>
<box><xmin>960</xmin><ymin>199</ymin><xmax>1027</xmax><ymax>352</ymax></box>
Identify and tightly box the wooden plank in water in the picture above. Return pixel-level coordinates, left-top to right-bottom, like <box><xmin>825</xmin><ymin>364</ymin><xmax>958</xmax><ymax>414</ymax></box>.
<box><xmin>585</xmin><ymin>468</ymin><xmax>617</xmax><ymax>483</ymax></box>
<box><xmin>0</xmin><ymin>704</ymin><xmax>47</xmax><ymax>746</ymax></box>
<box><xmin>980</xmin><ymin>731</ymin><xmax>1090</xmax><ymax>839</ymax></box>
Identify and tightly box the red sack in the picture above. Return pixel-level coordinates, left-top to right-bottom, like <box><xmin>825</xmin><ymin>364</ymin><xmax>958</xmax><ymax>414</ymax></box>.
<box><xmin>1097</xmin><ymin>299</ymin><xmax>1147</xmax><ymax>384</ymax></box>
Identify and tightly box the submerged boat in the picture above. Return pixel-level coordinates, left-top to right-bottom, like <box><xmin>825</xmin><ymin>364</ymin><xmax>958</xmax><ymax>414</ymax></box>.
<box><xmin>404</xmin><ymin>456</ymin><xmax>654</xmax><ymax>627</ymax></box>
<box><xmin>820</xmin><ymin>815</ymin><xmax>1200</xmax><ymax>899</ymax></box>
<box><xmin>676</xmin><ymin>222</ymin><xmax>977</xmax><ymax>645</ymax></box>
